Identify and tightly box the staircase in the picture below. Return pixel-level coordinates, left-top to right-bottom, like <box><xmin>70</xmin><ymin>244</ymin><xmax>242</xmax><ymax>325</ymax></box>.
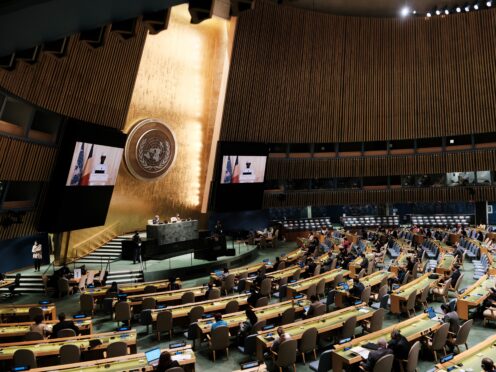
<box><xmin>105</xmin><ymin>269</ymin><xmax>144</xmax><ymax>285</ymax></box>
<box><xmin>74</xmin><ymin>236</ymin><xmax>127</xmax><ymax>265</ymax></box>
<box><xmin>1</xmin><ymin>273</ymin><xmax>44</xmax><ymax>293</ymax></box>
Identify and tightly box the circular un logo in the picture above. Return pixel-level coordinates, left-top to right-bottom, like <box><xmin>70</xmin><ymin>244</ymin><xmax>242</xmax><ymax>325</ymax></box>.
<box><xmin>124</xmin><ymin>119</ymin><xmax>177</xmax><ymax>181</ymax></box>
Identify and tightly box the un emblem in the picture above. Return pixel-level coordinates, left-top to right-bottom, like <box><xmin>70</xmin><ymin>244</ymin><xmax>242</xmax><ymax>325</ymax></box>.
<box><xmin>124</xmin><ymin>119</ymin><xmax>177</xmax><ymax>181</ymax></box>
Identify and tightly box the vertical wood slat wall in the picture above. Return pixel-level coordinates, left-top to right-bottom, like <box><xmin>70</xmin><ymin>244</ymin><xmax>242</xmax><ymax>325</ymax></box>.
<box><xmin>0</xmin><ymin>23</ymin><xmax>148</xmax><ymax>130</ymax></box>
<box><xmin>221</xmin><ymin>1</ymin><xmax>496</xmax><ymax>143</ymax></box>
<box><xmin>0</xmin><ymin>25</ymin><xmax>149</xmax><ymax>241</ymax></box>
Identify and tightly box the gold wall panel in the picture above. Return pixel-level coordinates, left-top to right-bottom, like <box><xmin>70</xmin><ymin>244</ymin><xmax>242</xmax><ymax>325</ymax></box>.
<box><xmin>68</xmin><ymin>5</ymin><xmax>231</xmax><ymax>251</ymax></box>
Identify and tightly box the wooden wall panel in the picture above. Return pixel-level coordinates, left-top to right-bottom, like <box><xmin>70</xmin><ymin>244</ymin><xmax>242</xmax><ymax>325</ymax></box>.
<box><xmin>221</xmin><ymin>1</ymin><xmax>496</xmax><ymax>143</ymax></box>
<box><xmin>265</xmin><ymin>149</ymin><xmax>496</xmax><ymax>179</ymax></box>
<box><xmin>0</xmin><ymin>24</ymin><xmax>148</xmax><ymax>130</ymax></box>
<box><xmin>263</xmin><ymin>187</ymin><xmax>496</xmax><ymax>208</ymax></box>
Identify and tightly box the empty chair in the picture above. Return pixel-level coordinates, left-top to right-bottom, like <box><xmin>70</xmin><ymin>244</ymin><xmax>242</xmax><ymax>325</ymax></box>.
<box><xmin>80</xmin><ymin>293</ymin><xmax>95</xmax><ymax>315</ymax></box>
<box><xmin>58</xmin><ymin>277</ymin><xmax>73</xmax><ymax>297</ymax></box>
<box><xmin>332</xmin><ymin>274</ymin><xmax>344</xmax><ymax>289</ymax></box>
<box><xmin>316</xmin><ymin>279</ymin><xmax>326</xmax><ymax>300</ymax></box>
<box><xmin>57</xmin><ymin>328</ymin><xmax>76</xmax><ymax>338</ymax></box>
<box><xmin>310</xmin><ymin>303</ymin><xmax>326</xmax><ymax>317</ymax></box>
<box><xmin>13</xmin><ymin>349</ymin><xmax>37</xmax><ymax>369</ymax></box>
<box><xmin>451</xmin><ymin>319</ymin><xmax>473</xmax><ymax>353</ymax></box>
<box><xmin>309</xmin><ymin>349</ymin><xmax>332</xmax><ymax>372</ymax></box>
<box><xmin>410</xmin><ymin>262</ymin><xmax>418</xmax><ymax>280</ymax></box>
<box><xmin>357</xmin><ymin>269</ymin><xmax>366</xmax><ymax>279</ymax></box>
<box><xmin>188</xmin><ymin>305</ymin><xmax>204</xmax><ymax>324</ymax></box>
<box><xmin>24</xmin><ymin>331</ymin><xmax>44</xmax><ymax>341</ymax></box>
<box><xmin>330</xmin><ymin>258</ymin><xmax>337</xmax><ymax>271</ymax></box>
<box><xmin>164</xmin><ymin>368</ymin><xmax>184</xmax><ymax>372</ymax></box>
<box><xmin>483</xmin><ymin>307</ymin><xmax>496</xmax><ymax>326</ymax></box>
<box><xmin>360</xmin><ymin>286</ymin><xmax>372</xmax><ymax>304</ymax></box>
<box><xmin>208</xmin><ymin>325</ymin><xmax>230</xmax><ymax>362</ymax></box>
<box><xmin>272</xmin><ymin>339</ymin><xmax>297</xmax><ymax>372</ymax></box>
<box><xmin>28</xmin><ymin>307</ymin><xmax>44</xmax><ymax>321</ymax></box>
<box><xmin>260</xmin><ymin>278</ymin><xmax>272</xmax><ymax>298</ymax></box>
<box><xmin>225</xmin><ymin>300</ymin><xmax>239</xmax><ymax>314</ymax></box>
<box><xmin>366</xmin><ymin>260</ymin><xmax>375</xmax><ymax>275</ymax></box>
<box><xmin>141</xmin><ymin>297</ymin><xmax>156</xmax><ymax>310</ymax></box>
<box><xmin>298</xmin><ymin>327</ymin><xmax>318</xmax><ymax>364</ymax></box>
<box><xmin>277</xmin><ymin>261</ymin><xmax>286</xmax><ymax>271</ymax></box>
<box><xmin>449</xmin><ymin>273</ymin><xmax>464</xmax><ymax>296</ymax></box>
<box><xmin>221</xmin><ymin>274</ymin><xmax>236</xmax><ymax>295</ymax></box>
<box><xmin>372</xmin><ymin>354</ymin><xmax>394</xmax><ymax>372</ymax></box>
<box><xmin>362</xmin><ymin>308</ymin><xmax>385</xmax><ymax>334</ymax></box>
<box><xmin>339</xmin><ymin>316</ymin><xmax>357</xmax><ymax>340</ymax></box>
<box><xmin>144</xmin><ymin>285</ymin><xmax>157</xmax><ymax>294</ymax></box>
<box><xmin>156</xmin><ymin>310</ymin><xmax>173</xmax><ymax>341</ymax></box>
<box><xmin>237</xmin><ymin>278</ymin><xmax>248</xmax><ymax>293</ymax></box>
<box><xmin>401</xmin><ymin>272</ymin><xmax>410</xmax><ymax>285</ymax></box>
<box><xmin>281</xmin><ymin>307</ymin><xmax>295</xmax><ymax>325</ymax></box>
<box><xmin>400</xmin><ymin>340</ymin><xmax>420</xmax><ymax>372</ymax></box>
<box><xmin>425</xmin><ymin>323</ymin><xmax>449</xmax><ymax>361</ymax></box>
<box><xmin>59</xmin><ymin>344</ymin><xmax>81</xmax><ymax>364</ymax></box>
<box><xmin>114</xmin><ymin>301</ymin><xmax>132</xmax><ymax>326</ymax></box>
<box><xmin>415</xmin><ymin>285</ymin><xmax>430</xmax><ymax>310</ymax></box>
<box><xmin>78</xmin><ymin>274</ymin><xmax>87</xmax><ymax>292</ymax></box>
<box><xmin>86</xmin><ymin>271</ymin><xmax>96</xmax><ymax>287</ymax></box>
<box><xmin>371</xmin><ymin>284</ymin><xmax>388</xmax><ymax>303</ymax></box>
<box><xmin>399</xmin><ymin>291</ymin><xmax>417</xmax><ymax>318</ymax></box>
<box><xmin>106</xmin><ymin>341</ymin><xmax>128</xmax><ymax>358</ymax></box>
<box><xmin>255</xmin><ymin>296</ymin><xmax>269</xmax><ymax>308</ymax></box>
<box><xmin>306</xmin><ymin>284</ymin><xmax>317</xmax><ymax>298</ymax></box>
<box><xmin>208</xmin><ymin>287</ymin><xmax>221</xmax><ymax>300</ymax></box>
<box><xmin>181</xmin><ymin>291</ymin><xmax>195</xmax><ymax>304</ymax></box>
<box><xmin>432</xmin><ymin>278</ymin><xmax>452</xmax><ymax>303</ymax></box>
<box><xmin>313</xmin><ymin>264</ymin><xmax>321</xmax><ymax>276</ymax></box>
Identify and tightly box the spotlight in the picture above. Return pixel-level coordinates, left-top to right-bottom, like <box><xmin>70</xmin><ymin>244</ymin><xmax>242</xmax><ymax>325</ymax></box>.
<box><xmin>474</xmin><ymin>3</ymin><xmax>479</xmax><ymax>9</ymax></box>
<box><xmin>427</xmin><ymin>12</ymin><xmax>432</xmax><ymax>16</ymax></box>
<box><xmin>444</xmin><ymin>8</ymin><xmax>449</xmax><ymax>14</ymax></box>
<box><xmin>487</xmin><ymin>0</ymin><xmax>492</xmax><ymax>6</ymax></box>
<box><xmin>465</xmin><ymin>4</ymin><xmax>470</xmax><ymax>11</ymax></box>
<box><xmin>456</xmin><ymin>6</ymin><xmax>462</xmax><ymax>12</ymax></box>
<box><xmin>400</xmin><ymin>6</ymin><xmax>410</xmax><ymax>17</ymax></box>
<box><xmin>435</xmin><ymin>9</ymin><xmax>441</xmax><ymax>15</ymax></box>
<box><xmin>413</xmin><ymin>10</ymin><xmax>417</xmax><ymax>14</ymax></box>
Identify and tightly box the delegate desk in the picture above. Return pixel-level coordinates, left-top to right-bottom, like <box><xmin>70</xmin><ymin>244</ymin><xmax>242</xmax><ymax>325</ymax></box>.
<box><xmin>282</xmin><ymin>248</ymin><xmax>305</xmax><ymax>263</ymax></box>
<box><xmin>0</xmin><ymin>303</ymin><xmax>56</xmax><ymax>322</ymax></box>
<box><xmin>233</xmin><ymin>364</ymin><xmax>267</xmax><ymax>372</ymax></box>
<box><xmin>210</xmin><ymin>262</ymin><xmax>266</xmax><ymax>281</ymax></box>
<box><xmin>82</xmin><ymin>279</ymin><xmax>179</xmax><ymax>301</ymax></box>
<box><xmin>255</xmin><ymin>303</ymin><xmax>375</xmax><ymax>361</ymax></box>
<box><xmin>348</xmin><ymin>254</ymin><xmax>375</xmax><ymax>278</ymax></box>
<box><xmin>0</xmin><ymin>280</ymin><xmax>13</xmax><ymax>290</ymax></box>
<box><xmin>266</xmin><ymin>266</ymin><xmax>303</xmax><ymax>282</ymax></box>
<box><xmin>124</xmin><ymin>286</ymin><xmax>208</xmax><ymax>309</ymax></box>
<box><xmin>334</xmin><ymin>271</ymin><xmax>392</xmax><ymax>307</ymax></box>
<box><xmin>390</xmin><ymin>273</ymin><xmax>440</xmax><ymax>315</ymax></box>
<box><xmin>435</xmin><ymin>334</ymin><xmax>496</xmax><ymax>372</ymax></box>
<box><xmin>286</xmin><ymin>269</ymin><xmax>350</xmax><ymax>298</ymax></box>
<box><xmin>332</xmin><ymin>313</ymin><xmax>442</xmax><ymax>372</ymax></box>
<box><xmin>151</xmin><ymin>293</ymin><xmax>249</xmax><ymax>321</ymax></box>
<box><xmin>489</xmin><ymin>255</ymin><xmax>496</xmax><ymax>276</ymax></box>
<box><xmin>0</xmin><ymin>317</ymin><xmax>92</xmax><ymax>339</ymax></box>
<box><xmin>435</xmin><ymin>253</ymin><xmax>456</xmax><ymax>275</ymax></box>
<box><xmin>389</xmin><ymin>252</ymin><xmax>414</xmax><ymax>276</ymax></box>
<box><xmin>457</xmin><ymin>275</ymin><xmax>496</xmax><ymax>320</ymax></box>
<box><xmin>30</xmin><ymin>345</ymin><xmax>196</xmax><ymax>372</ymax></box>
<box><xmin>196</xmin><ymin>299</ymin><xmax>310</xmax><ymax>335</ymax></box>
<box><xmin>146</xmin><ymin>220</ymin><xmax>199</xmax><ymax>259</ymax></box>
<box><xmin>0</xmin><ymin>330</ymin><xmax>137</xmax><ymax>365</ymax></box>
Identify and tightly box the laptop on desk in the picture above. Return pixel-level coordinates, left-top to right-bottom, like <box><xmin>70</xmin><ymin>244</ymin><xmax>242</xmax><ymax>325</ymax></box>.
<box><xmin>145</xmin><ymin>347</ymin><xmax>161</xmax><ymax>367</ymax></box>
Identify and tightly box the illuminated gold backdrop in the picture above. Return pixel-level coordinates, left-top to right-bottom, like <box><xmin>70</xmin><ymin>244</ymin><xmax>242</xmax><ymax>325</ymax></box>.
<box><xmin>67</xmin><ymin>6</ymin><xmax>231</xmax><ymax>254</ymax></box>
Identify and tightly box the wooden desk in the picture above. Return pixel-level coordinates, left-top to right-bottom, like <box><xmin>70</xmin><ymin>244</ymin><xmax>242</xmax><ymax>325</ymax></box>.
<box><xmin>0</xmin><ymin>330</ymin><xmax>137</xmax><ymax>362</ymax></box>
<box><xmin>29</xmin><ymin>345</ymin><xmax>195</xmax><ymax>372</ymax></box>
<box><xmin>0</xmin><ymin>280</ymin><xmax>14</xmax><ymax>289</ymax></box>
<box><xmin>286</xmin><ymin>268</ymin><xmax>350</xmax><ymax>298</ymax></box>
<box><xmin>196</xmin><ymin>298</ymin><xmax>310</xmax><ymax>335</ymax></box>
<box><xmin>349</xmin><ymin>254</ymin><xmax>375</xmax><ymax>278</ymax></box>
<box><xmin>151</xmin><ymin>293</ymin><xmax>249</xmax><ymax>321</ymax></box>
<box><xmin>81</xmin><ymin>279</ymin><xmax>180</xmax><ymax>300</ymax></box>
<box><xmin>390</xmin><ymin>273</ymin><xmax>440</xmax><ymax>314</ymax></box>
<box><xmin>435</xmin><ymin>334</ymin><xmax>496</xmax><ymax>372</ymax></box>
<box><xmin>314</xmin><ymin>252</ymin><xmax>331</xmax><ymax>265</ymax></box>
<box><xmin>334</xmin><ymin>271</ymin><xmax>392</xmax><ymax>306</ymax></box>
<box><xmin>435</xmin><ymin>253</ymin><xmax>456</xmax><ymax>275</ymax></box>
<box><xmin>0</xmin><ymin>303</ymin><xmax>56</xmax><ymax>322</ymax></box>
<box><xmin>210</xmin><ymin>263</ymin><xmax>265</xmax><ymax>281</ymax></box>
<box><xmin>282</xmin><ymin>248</ymin><xmax>305</xmax><ymax>263</ymax></box>
<box><xmin>124</xmin><ymin>286</ymin><xmax>208</xmax><ymax>308</ymax></box>
<box><xmin>488</xmin><ymin>255</ymin><xmax>496</xmax><ymax>276</ymax></box>
<box><xmin>457</xmin><ymin>275</ymin><xmax>496</xmax><ymax>320</ymax></box>
<box><xmin>390</xmin><ymin>252</ymin><xmax>414</xmax><ymax>275</ymax></box>
<box><xmin>332</xmin><ymin>313</ymin><xmax>442</xmax><ymax>372</ymax></box>
<box><xmin>0</xmin><ymin>317</ymin><xmax>92</xmax><ymax>339</ymax></box>
<box><xmin>431</xmin><ymin>240</ymin><xmax>453</xmax><ymax>255</ymax></box>
<box><xmin>267</xmin><ymin>266</ymin><xmax>303</xmax><ymax>281</ymax></box>
<box><xmin>255</xmin><ymin>303</ymin><xmax>375</xmax><ymax>361</ymax></box>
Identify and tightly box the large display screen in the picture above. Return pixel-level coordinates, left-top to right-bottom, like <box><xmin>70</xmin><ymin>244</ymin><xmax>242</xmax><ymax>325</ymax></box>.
<box><xmin>220</xmin><ymin>155</ymin><xmax>267</xmax><ymax>184</ymax></box>
<box><xmin>66</xmin><ymin>142</ymin><xmax>123</xmax><ymax>186</ymax></box>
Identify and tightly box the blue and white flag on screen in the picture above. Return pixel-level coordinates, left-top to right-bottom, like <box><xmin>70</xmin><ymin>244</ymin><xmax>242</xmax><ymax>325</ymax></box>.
<box><xmin>224</xmin><ymin>156</ymin><xmax>232</xmax><ymax>183</ymax></box>
<box><xmin>70</xmin><ymin>143</ymin><xmax>84</xmax><ymax>185</ymax></box>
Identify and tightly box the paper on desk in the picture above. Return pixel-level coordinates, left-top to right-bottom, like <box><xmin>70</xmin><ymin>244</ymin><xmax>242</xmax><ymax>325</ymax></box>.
<box><xmin>172</xmin><ymin>354</ymin><xmax>189</xmax><ymax>361</ymax></box>
<box><xmin>350</xmin><ymin>346</ymin><xmax>370</xmax><ymax>359</ymax></box>
<box><xmin>358</xmin><ymin>308</ymin><xmax>370</xmax><ymax>313</ymax></box>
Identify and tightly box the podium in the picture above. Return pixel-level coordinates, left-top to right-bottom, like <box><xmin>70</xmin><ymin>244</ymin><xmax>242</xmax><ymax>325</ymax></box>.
<box><xmin>144</xmin><ymin>220</ymin><xmax>199</xmax><ymax>260</ymax></box>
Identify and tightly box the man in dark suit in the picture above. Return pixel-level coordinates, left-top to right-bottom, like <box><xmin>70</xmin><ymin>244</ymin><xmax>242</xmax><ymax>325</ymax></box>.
<box><xmin>388</xmin><ymin>329</ymin><xmax>410</xmax><ymax>370</ymax></box>
<box><xmin>348</xmin><ymin>276</ymin><xmax>365</xmax><ymax>305</ymax></box>
<box><xmin>51</xmin><ymin>312</ymin><xmax>80</xmax><ymax>338</ymax></box>
<box><xmin>247</xmin><ymin>287</ymin><xmax>263</xmax><ymax>307</ymax></box>
<box><xmin>360</xmin><ymin>338</ymin><xmax>393</xmax><ymax>371</ymax></box>
<box><xmin>449</xmin><ymin>265</ymin><xmax>461</xmax><ymax>288</ymax></box>
<box><xmin>304</xmin><ymin>295</ymin><xmax>323</xmax><ymax>319</ymax></box>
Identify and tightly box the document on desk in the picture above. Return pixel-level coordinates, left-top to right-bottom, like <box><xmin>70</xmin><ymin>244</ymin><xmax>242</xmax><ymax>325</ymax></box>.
<box><xmin>358</xmin><ymin>308</ymin><xmax>370</xmax><ymax>313</ymax></box>
<box><xmin>350</xmin><ymin>346</ymin><xmax>370</xmax><ymax>359</ymax></box>
<box><xmin>171</xmin><ymin>354</ymin><xmax>190</xmax><ymax>361</ymax></box>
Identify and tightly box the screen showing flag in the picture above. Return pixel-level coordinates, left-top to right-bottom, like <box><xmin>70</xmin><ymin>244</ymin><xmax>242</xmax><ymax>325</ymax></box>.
<box><xmin>220</xmin><ymin>156</ymin><xmax>266</xmax><ymax>184</ymax></box>
<box><xmin>66</xmin><ymin>142</ymin><xmax>123</xmax><ymax>186</ymax></box>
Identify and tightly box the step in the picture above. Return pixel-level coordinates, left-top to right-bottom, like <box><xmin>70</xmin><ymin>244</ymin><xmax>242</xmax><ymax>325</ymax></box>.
<box><xmin>85</xmin><ymin>252</ymin><xmax>121</xmax><ymax>257</ymax></box>
<box><xmin>107</xmin><ymin>274</ymin><xmax>143</xmax><ymax>280</ymax></box>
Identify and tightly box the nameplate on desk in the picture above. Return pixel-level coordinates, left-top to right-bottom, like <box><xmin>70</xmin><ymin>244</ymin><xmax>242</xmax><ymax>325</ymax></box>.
<box><xmin>39</xmin><ymin>299</ymin><xmax>50</xmax><ymax>305</ymax></box>
<box><xmin>293</xmin><ymin>294</ymin><xmax>304</xmax><ymax>299</ymax></box>
<box><xmin>73</xmin><ymin>314</ymin><xmax>86</xmax><ymax>319</ymax></box>
<box><xmin>169</xmin><ymin>342</ymin><xmax>186</xmax><ymax>349</ymax></box>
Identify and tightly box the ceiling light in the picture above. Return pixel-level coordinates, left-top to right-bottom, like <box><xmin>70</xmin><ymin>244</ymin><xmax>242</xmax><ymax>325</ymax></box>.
<box><xmin>436</xmin><ymin>9</ymin><xmax>441</xmax><ymax>15</ymax></box>
<box><xmin>465</xmin><ymin>5</ymin><xmax>470</xmax><ymax>11</ymax></box>
<box><xmin>487</xmin><ymin>0</ymin><xmax>492</xmax><ymax>6</ymax></box>
<box><xmin>400</xmin><ymin>6</ymin><xmax>411</xmax><ymax>17</ymax></box>
<box><xmin>427</xmin><ymin>12</ymin><xmax>432</xmax><ymax>16</ymax></box>
<box><xmin>456</xmin><ymin>6</ymin><xmax>462</xmax><ymax>11</ymax></box>
<box><xmin>413</xmin><ymin>10</ymin><xmax>417</xmax><ymax>14</ymax></box>
<box><xmin>445</xmin><ymin>8</ymin><xmax>450</xmax><ymax>14</ymax></box>
<box><xmin>474</xmin><ymin>3</ymin><xmax>479</xmax><ymax>9</ymax></box>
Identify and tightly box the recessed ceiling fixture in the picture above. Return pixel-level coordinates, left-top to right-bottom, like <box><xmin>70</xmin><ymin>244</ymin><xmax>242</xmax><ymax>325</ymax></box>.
<box><xmin>456</xmin><ymin>6</ymin><xmax>462</xmax><ymax>12</ymax></box>
<box><xmin>487</xmin><ymin>0</ymin><xmax>492</xmax><ymax>6</ymax></box>
<box><xmin>427</xmin><ymin>11</ymin><xmax>432</xmax><ymax>16</ymax></box>
<box><xmin>400</xmin><ymin>6</ymin><xmax>411</xmax><ymax>17</ymax></box>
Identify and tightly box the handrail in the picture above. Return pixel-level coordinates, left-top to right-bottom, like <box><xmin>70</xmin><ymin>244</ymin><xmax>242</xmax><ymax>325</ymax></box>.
<box><xmin>67</xmin><ymin>222</ymin><xmax>120</xmax><ymax>262</ymax></box>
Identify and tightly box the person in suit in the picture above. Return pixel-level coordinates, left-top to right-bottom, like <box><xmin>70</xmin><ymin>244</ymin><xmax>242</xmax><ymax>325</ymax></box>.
<box><xmin>152</xmin><ymin>215</ymin><xmax>160</xmax><ymax>224</ymax></box>
<box><xmin>348</xmin><ymin>276</ymin><xmax>365</xmax><ymax>305</ymax></box>
<box><xmin>132</xmin><ymin>231</ymin><xmax>141</xmax><ymax>264</ymax></box>
<box><xmin>441</xmin><ymin>303</ymin><xmax>460</xmax><ymax>334</ymax></box>
<box><xmin>155</xmin><ymin>351</ymin><xmax>180</xmax><ymax>372</ymax></box>
<box><xmin>32</xmin><ymin>240</ymin><xmax>42</xmax><ymax>272</ymax></box>
<box><xmin>51</xmin><ymin>312</ymin><xmax>80</xmax><ymax>338</ymax></box>
<box><xmin>359</xmin><ymin>253</ymin><xmax>369</xmax><ymax>271</ymax></box>
<box><xmin>304</xmin><ymin>295</ymin><xmax>322</xmax><ymax>319</ymax></box>
<box><xmin>270</xmin><ymin>327</ymin><xmax>292</xmax><ymax>353</ymax></box>
<box><xmin>253</xmin><ymin>269</ymin><xmax>266</xmax><ymax>288</ymax></box>
<box><xmin>388</xmin><ymin>329</ymin><xmax>410</xmax><ymax>370</ymax></box>
<box><xmin>360</xmin><ymin>338</ymin><xmax>393</xmax><ymax>371</ymax></box>
<box><xmin>247</xmin><ymin>287</ymin><xmax>263</xmax><ymax>307</ymax></box>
